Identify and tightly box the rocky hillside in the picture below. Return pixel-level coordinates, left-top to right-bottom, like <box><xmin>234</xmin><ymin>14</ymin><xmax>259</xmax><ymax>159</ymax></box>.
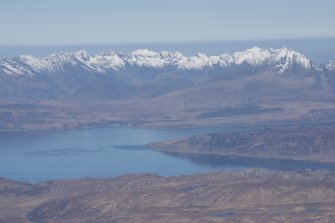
<box><xmin>1</xmin><ymin>170</ymin><xmax>335</xmax><ymax>223</ymax></box>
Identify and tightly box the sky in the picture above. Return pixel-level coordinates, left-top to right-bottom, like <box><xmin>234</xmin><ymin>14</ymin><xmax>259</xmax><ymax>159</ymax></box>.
<box><xmin>0</xmin><ymin>0</ymin><xmax>334</xmax><ymax>45</ymax></box>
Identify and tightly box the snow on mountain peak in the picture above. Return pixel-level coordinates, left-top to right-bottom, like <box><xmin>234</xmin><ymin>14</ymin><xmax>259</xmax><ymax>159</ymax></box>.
<box><xmin>273</xmin><ymin>48</ymin><xmax>311</xmax><ymax>73</ymax></box>
<box><xmin>325</xmin><ymin>60</ymin><xmax>335</xmax><ymax>73</ymax></box>
<box><xmin>73</xmin><ymin>50</ymin><xmax>88</xmax><ymax>57</ymax></box>
<box><xmin>0</xmin><ymin>47</ymin><xmax>316</xmax><ymax>76</ymax></box>
<box><xmin>89</xmin><ymin>51</ymin><xmax>125</xmax><ymax>71</ymax></box>
<box><xmin>15</xmin><ymin>55</ymin><xmax>50</xmax><ymax>73</ymax></box>
<box><xmin>131</xmin><ymin>49</ymin><xmax>159</xmax><ymax>57</ymax></box>
<box><xmin>233</xmin><ymin>47</ymin><xmax>271</xmax><ymax>66</ymax></box>
<box><xmin>232</xmin><ymin>47</ymin><xmax>312</xmax><ymax>73</ymax></box>
<box><xmin>128</xmin><ymin>49</ymin><xmax>165</xmax><ymax>67</ymax></box>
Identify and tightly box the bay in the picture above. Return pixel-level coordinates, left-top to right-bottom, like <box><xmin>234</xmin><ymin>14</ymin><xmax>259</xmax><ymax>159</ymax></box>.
<box><xmin>1</xmin><ymin>126</ymin><xmax>334</xmax><ymax>183</ymax></box>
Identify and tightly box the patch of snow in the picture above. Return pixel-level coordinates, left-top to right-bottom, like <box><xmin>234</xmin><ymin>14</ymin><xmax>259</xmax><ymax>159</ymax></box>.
<box><xmin>128</xmin><ymin>49</ymin><xmax>165</xmax><ymax>68</ymax></box>
<box><xmin>233</xmin><ymin>47</ymin><xmax>271</xmax><ymax>66</ymax></box>
<box><xmin>325</xmin><ymin>61</ymin><xmax>335</xmax><ymax>72</ymax></box>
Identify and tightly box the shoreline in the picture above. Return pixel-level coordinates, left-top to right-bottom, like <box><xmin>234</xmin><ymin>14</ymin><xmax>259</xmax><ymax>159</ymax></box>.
<box><xmin>1</xmin><ymin>118</ymin><xmax>335</xmax><ymax>134</ymax></box>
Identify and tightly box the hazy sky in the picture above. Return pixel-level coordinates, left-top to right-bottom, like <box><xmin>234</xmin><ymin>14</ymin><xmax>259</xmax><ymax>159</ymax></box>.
<box><xmin>0</xmin><ymin>0</ymin><xmax>334</xmax><ymax>45</ymax></box>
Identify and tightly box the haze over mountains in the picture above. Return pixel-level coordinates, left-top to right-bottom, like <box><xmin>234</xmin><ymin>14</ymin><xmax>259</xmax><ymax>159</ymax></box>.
<box><xmin>0</xmin><ymin>47</ymin><xmax>334</xmax><ymax>101</ymax></box>
<box><xmin>0</xmin><ymin>47</ymin><xmax>335</xmax><ymax>131</ymax></box>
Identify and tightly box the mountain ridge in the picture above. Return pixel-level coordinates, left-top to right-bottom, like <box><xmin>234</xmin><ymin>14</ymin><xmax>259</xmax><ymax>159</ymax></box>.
<box><xmin>1</xmin><ymin>47</ymin><xmax>332</xmax><ymax>77</ymax></box>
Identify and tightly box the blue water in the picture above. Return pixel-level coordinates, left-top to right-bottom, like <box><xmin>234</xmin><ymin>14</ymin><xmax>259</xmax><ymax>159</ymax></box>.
<box><xmin>1</xmin><ymin>126</ymin><xmax>335</xmax><ymax>183</ymax></box>
<box><xmin>0</xmin><ymin>126</ymin><xmax>249</xmax><ymax>182</ymax></box>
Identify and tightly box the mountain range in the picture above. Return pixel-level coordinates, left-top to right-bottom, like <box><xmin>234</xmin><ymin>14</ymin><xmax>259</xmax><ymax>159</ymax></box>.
<box><xmin>0</xmin><ymin>47</ymin><xmax>319</xmax><ymax>75</ymax></box>
<box><xmin>2</xmin><ymin>47</ymin><xmax>335</xmax><ymax>76</ymax></box>
<box><xmin>0</xmin><ymin>47</ymin><xmax>334</xmax><ymax>101</ymax></box>
<box><xmin>0</xmin><ymin>47</ymin><xmax>335</xmax><ymax>131</ymax></box>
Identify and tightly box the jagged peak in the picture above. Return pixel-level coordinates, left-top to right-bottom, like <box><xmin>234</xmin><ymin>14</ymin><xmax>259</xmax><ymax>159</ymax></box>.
<box><xmin>325</xmin><ymin>60</ymin><xmax>335</xmax><ymax>72</ymax></box>
<box><xmin>130</xmin><ymin>49</ymin><xmax>160</xmax><ymax>58</ymax></box>
<box><xmin>233</xmin><ymin>47</ymin><xmax>272</xmax><ymax>65</ymax></box>
<box><xmin>72</xmin><ymin>50</ymin><xmax>89</xmax><ymax>59</ymax></box>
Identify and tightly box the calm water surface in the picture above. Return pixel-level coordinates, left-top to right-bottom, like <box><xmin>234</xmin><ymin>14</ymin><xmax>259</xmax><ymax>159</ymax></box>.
<box><xmin>0</xmin><ymin>126</ymin><xmax>334</xmax><ymax>182</ymax></box>
<box><xmin>0</xmin><ymin>126</ymin><xmax>245</xmax><ymax>182</ymax></box>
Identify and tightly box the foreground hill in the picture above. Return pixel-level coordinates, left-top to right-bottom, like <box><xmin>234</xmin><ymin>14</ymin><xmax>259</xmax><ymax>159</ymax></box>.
<box><xmin>1</xmin><ymin>170</ymin><xmax>335</xmax><ymax>223</ymax></box>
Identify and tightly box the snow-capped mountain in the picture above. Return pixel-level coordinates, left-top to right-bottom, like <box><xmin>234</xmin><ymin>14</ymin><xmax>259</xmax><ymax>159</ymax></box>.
<box><xmin>0</xmin><ymin>47</ymin><xmax>334</xmax><ymax>102</ymax></box>
<box><xmin>0</xmin><ymin>47</ymin><xmax>318</xmax><ymax>76</ymax></box>
<box><xmin>325</xmin><ymin>60</ymin><xmax>335</xmax><ymax>73</ymax></box>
